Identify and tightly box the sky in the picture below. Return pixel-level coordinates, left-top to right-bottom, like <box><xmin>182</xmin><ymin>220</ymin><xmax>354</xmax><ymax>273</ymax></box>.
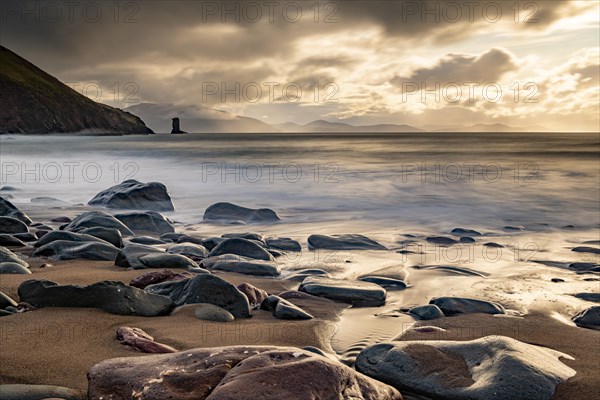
<box><xmin>1</xmin><ymin>0</ymin><xmax>599</xmax><ymax>131</ymax></box>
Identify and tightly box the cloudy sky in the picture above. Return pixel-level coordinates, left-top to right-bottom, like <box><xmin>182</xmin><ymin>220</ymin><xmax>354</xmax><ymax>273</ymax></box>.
<box><xmin>1</xmin><ymin>0</ymin><xmax>599</xmax><ymax>130</ymax></box>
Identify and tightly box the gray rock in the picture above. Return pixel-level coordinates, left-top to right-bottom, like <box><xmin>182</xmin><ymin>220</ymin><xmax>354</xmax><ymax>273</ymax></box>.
<box><xmin>139</xmin><ymin>253</ymin><xmax>200</xmax><ymax>271</ymax></box>
<box><xmin>130</xmin><ymin>270</ymin><xmax>195</xmax><ymax>289</ymax></box>
<box><xmin>0</xmin><ymin>309</ymin><xmax>14</xmax><ymax>317</ymax></box>
<box><xmin>0</xmin><ymin>196</ymin><xmax>32</xmax><ymax>225</ymax></box>
<box><xmin>201</xmin><ymin>236</ymin><xmax>225</xmax><ymax>250</ymax></box>
<box><xmin>459</xmin><ymin>236</ymin><xmax>476</xmax><ymax>243</ymax></box>
<box><xmin>358</xmin><ymin>265</ymin><xmax>408</xmax><ymax>281</ymax></box>
<box><xmin>64</xmin><ymin>211</ymin><xmax>134</xmax><ymax>236</ymax></box>
<box><xmin>18</xmin><ymin>279</ymin><xmax>174</xmax><ymax>316</ymax></box>
<box><xmin>451</xmin><ymin>228</ymin><xmax>482</xmax><ymax>236</ymax></box>
<box><xmin>572</xmin><ymin>246</ymin><xmax>600</xmax><ymax>255</ymax></box>
<box><xmin>572</xmin><ymin>293</ymin><xmax>600</xmax><ymax>303</ymax></box>
<box><xmin>130</xmin><ymin>236</ymin><xmax>167</xmax><ymax>245</ymax></box>
<box><xmin>160</xmin><ymin>232</ymin><xmax>184</xmax><ymax>242</ymax></box>
<box><xmin>237</xmin><ymin>282</ymin><xmax>268</xmax><ymax>309</ymax></box>
<box><xmin>359</xmin><ymin>276</ymin><xmax>407</xmax><ymax>290</ymax></box>
<box><xmin>145</xmin><ymin>274</ymin><xmax>251</xmax><ymax>318</ymax></box>
<box><xmin>430</xmin><ymin>296</ymin><xmax>505</xmax><ymax>316</ymax></box>
<box><xmin>0</xmin><ymin>234</ymin><xmax>26</xmax><ymax>247</ymax></box>
<box><xmin>356</xmin><ymin>336</ymin><xmax>575</xmax><ymax>400</ymax></box>
<box><xmin>426</xmin><ymin>236</ymin><xmax>458</xmax><ymax>245</ymax></box>
<box><xmin>193</xmin><ymin>303</ymin><xmax>235</xmax><ymax>322</ymax></box>
<box><xmin>177</xmin><ymin>234</ymin><xmax>205</xmax><ymax>245</ymax></box>
<box><xmin>408</xmin><ymin>304</ymin><xmax>444</xmax><ymax>320</ymax></box>
<box><xmin>307</xmin><ymin>234</ymin><xmax>386</xmax><ymax>250</ymax></box>
<box><xmin>115</xmin><ymin>211</ymin><xmax>174</xmax><ymax>235</ymax></box>
<box><xmin>0</xmin><ymin>246</ymin><xmax>28</xmax><ymax>267</ymax></box>
<box><xmin>287</xmin><ymin>268</ymin><xmax>330</xmax><ymax>282</ymax></box>
<box><xmin>0</xmin><ymin>291</ymin><xmax>18</xmax><ymax>309</ymax></box>
<box><xmin>260</xmin><ymin>294</ymin><xmax>282</xmax><ymax>312</ymax></box>
<box><xmin>0</xmin><ymin>216</ymin><xmax>28</xmax><ymax>234</ymax></box>
<box><xmin>0</xmin><ymin>384</ymin><xmax>84</xmax><ymax>400</ymax></box>
<box><xmin>267</xmin><ymin>237</ymin><xmax>302</xmax><ymax>251</ymax></box>
<box><xmin>207</xmin><ymin>257</ymin><xmax>280</xmax><ymax>277</ymax></box>
<box><xmin>568</xmin><ymin>262</ymin><xmax>600</xmax><ymax>272</ymax></box>
<box><xmin>484</xmin><ymin>242</ymin><xmax>504</xmax><ymax>248</ymax></box>
<box><xmin>209</xmin><ymin>238</ymin><xmax>275</xmax><ymax>261</ymax></box>
<box><xmin>88</xmin><ymin>179</ymin><xmax>174</xmax><ymax>211</ymax></box>
<box><xmin>274</xmin><ymin>299</ymin><xmax>313</xmax><ymax>320</ymax></box>
<box><xmin>299</xmin><ymin>276</ymin><xmax>387</xmax><ymax>307</ymax></box>
<box><xmin>12</xmin><ymin>232</ymin><xmax>37</xmax><ymax>242</ymax></box>
<box><xmin>34</xmin><ymin>230</ymin><xmax>109</xmax><ymax>248</ymax></box>
<box><xmin>572</xmin><ymin>306</ymin><xmax>600</xmax><ymax>330</ymax></box>
<box><xmin>167</xmin><ymin>243</ymin><xmax>209</xmax><ymax>261</ymax></box>
<box><xmin>203</xmin><ymin>202</ymin><xmax>280</xmax><ymax>223</ymax></box>
<box><xmin>0</xmin><ymin>262</ymin><xmax>31</xmax><ymax>274</ymax></box>
<box><xmin>79</xmin><ymin>227</ymin><xmax>124</xmax><ymax>248</ymax></box>
<box><xmin>222</xmin><ymin>232</ymin><xmax>266</xmax><ymax>243</ymax></box>
<box><xmin>32</xmin><ymin>240</ymin><xmax>119</xmax><ymax>261</ymax></box>
<box><xmin>115</xmin><ymin>244</ymin><xmax>164</xmax><ymax>269</ymax></box>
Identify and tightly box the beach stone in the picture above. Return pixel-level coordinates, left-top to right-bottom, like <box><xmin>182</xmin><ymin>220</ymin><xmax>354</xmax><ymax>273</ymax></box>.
<box><xmin>0</xmin><ymin>384</ymin><xmax>84</xmax><ymax>400</ymax></box>
<box><xmin>568</xmin><ymin>262</ymin><xmax>600</xmax><ymax>272</ymax></box>
<box><xmin>0</xmin><ymin>291</ymin><xmax>18</xmax><ymax>309</ymax></box>
<box><xmin>0</xmin><ymin>196</ymin><xmax>32</xmax><ymax>224</ymax></box>
<box><xmin>359</xmin><ymin>265</ymin><xmax>408</xmax><ymax>281</ymax></box>
<box><xmin>267</xmin><ymin>237</ymin><xmax>302</xmax><ymax>252</ymax></box>
<box><xmin>504</xmin><ymin>226</ymin><xmax>525</xmax><ymax>231</ymax></box>
<box><xmin>359</xmin><ymin>276</ymin><xmax>407</xmax><ymax>290</ymax></box>
<box><xmin>0</xmin><ymin>216</ymin><xmax>28</xmax><ymax>234</ymax></box>
<box><xmin>430</xmin><ymin>297</ymin><xmax>505</xmax><ymax>316</ymax></box>
<box><xmin>145</xmin><ymin>274</ymin><xmax>251</xmax><ymax>318</ymax></box>
<box><xmin>222</xmin><ymin>232</ymin><xmax>266</xmax><ymax>243</ymax></box>
<box><xmin>34</xmin><ymin>230</ymin><xmax>109</xmax><ymax>248</ymax></box>
<box><xmin>0</xmin><ymin>262</ymin><xmax>31</xmax><ymax>274</ymax></box>
<box><xmin>459</xmin><ymin>237</ymin><xmax>476</xmax><ymax>243</ymax></box>
<box><xmin>484</xmin><ymin>242</ymin><xmax>504</xmax><ymax>248</ymax></box>
<box><xmin>161</xmin><ymin>232</ymin><xmax>184</xmax><ymax>242</ymax></box>
<box><xmin>201</xmin><ymin>236</ymin><xmax>225</xmax><ymax>250</ymax></box>
<box><xmin>209</xmin><ymin>238</ymin><xmax>275</xmax><ymax>261</ymax></box>
<box><xmin>299</xmin><ymin>276</ymin><xmax>387</xmax><ymax>307</ymax></box>
<box><xmin>408</xmin><ymin>305</ymin><xmax>444</xmax><ymax>320</ymax></box>
<box><xmin>307</xmin><ymin>234</ymin><xmax>386</xmax><ymax>250</ymax></box>
<box><xmin>34</xmin><ymin>230</ymin><xmax>50</xmax><ymax>239</ymax></box>
<box><xmin>130</xmin><ymin>270</ymin><xmax>194</xmax><ymax>289</ymax></box>
<box><xmin>88</xmin><ymin>179</ymin><xmax>174</xmax><ymax>211</ymax></box>
<box><xmin>356</xmin><ymin>336</ymin><xmax>575</xmax><ymax>400</ymax></box>
<box><xmin>193</xmin><ymin>303</ymin><xmax>235</xmax><ymax>322</ymax></box>
<box><xmin>451</xmin><ymin>228</ymin><xmax>482</xmax><ymax>236</ymax></box>
<box><xmin>260</xmin><ymin>294</ymin><xmax>282</xmax><ymax>312</ymax></box>
<box><xmin>572</xmin><ymin>293</ymin><xmax>600</xmax><ymax>303</ymax></box>
<box><xmin>130</xmin><ymin>236</ymin><xmax>167</xmax><ymax>245</ymax></box>
<box><xmin>0</xmin><ymin>234</ymin><xmax>26</xmax><ymax>247</ymax></box>
<box><xmin>139</xmin><ymin>253</ymin><xmax>201</xmax><ymax>271</ymax></box>
<box><xmin>207</xmin><ymin>257</ymin><xmax>280</xmax><ymax>277</ymax></box>
<box><xmin>177</xmin><ymin>234</ymin><xmax>205</xmax><ymax>245</ymax></box>
<box><xmin>0</xmin><ymin>309</ymin><xmax>14</xmax><ymax>317</ymax></box>
<box><xmin>87</xmin><ymin>346</ymin><xmax>402</xmax><ymax>400</ymax></box>
<box><xmin>116</xmin><ymin>326</ymin><xmax>177</xmax><ymax>353</ymax></box>
<box><xmin>64</xmin><ymin>211</ymin><xmax>134</xmax><ymax>236</ymax></box>
<box><xmin>115</xmin><ymin>244</ymin><xmax>164</xmax><ymax>269</ymax></box>
<box><xmin>204</xmin><ymin>202</ymin><xmax>281</xmax><ymax>224</ymax></box>
<box><xmin>572</xmin><ymin>246</ymin><xmax>600</xmax><ymax>255</ymax></box>
<box><xmin>167</xmin><ymin>243</ymin><xmax>209</xmax><ymax>261</ymax></box>
<box><xmin>33</xmin><ymin>240</ymin><xmax>119</xmax><ymax>261</ymax></box>
<box><xmin>115</xmin><ymin>211</ymin><xmax>174</xmax><ymax>235</ymax></box>
<box><xmin>0</xmin><ymin>246</ymin><xmax>28</xmax><ymax>267</ymax></box>
<box><xmin>426</xmin><ymin>236</ymin><xmax>458</xmax><ymax>245</ymax></box>
<box><xmin>18</xmin><ymin>279</ymin><xmax>174</xmax><ymax>316</ymax></box>
<box><xmin>12</xmin><ymin>232</ymin><xmax>37</xmax><ymax>242</ymax></box>
<box><xmin>572</xmin><ymin>306</ymin><xmax>600</xmax><ymax>330</ymax></box>
<box><xmin>51</xmin><ymin>216</ymin><xmax>71</xmax><ymax>223</ymax></box>
<box><xmin>274</xmin><ymin>299</ymin><xmax>313</xmax><ymax>320</ymax></box>
<box><xmin>77</xmin><ymin>227</ymin><xmax>123</xmax><ymax>248</ymax></box>
<box><xmin>287</xmin><ymin>268</ymin><xmax>330</xmax><ymax>282</ymax></box>
<box><xmin>236</xmin><ymin>282</ymin><xmax>268</xmax><ymax>309</ymax></box>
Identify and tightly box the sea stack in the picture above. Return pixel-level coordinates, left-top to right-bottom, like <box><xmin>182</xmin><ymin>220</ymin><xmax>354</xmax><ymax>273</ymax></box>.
<box><xmin>171</xmin><ymin>118</ymin><xmax>186</xmax><ymax>134</ymax></box>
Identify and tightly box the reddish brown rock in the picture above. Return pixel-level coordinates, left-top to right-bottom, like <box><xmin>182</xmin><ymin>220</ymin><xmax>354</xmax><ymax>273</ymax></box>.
<box><xmin>116</xmin><ymin>326</ymin><xmax>177</xmax><ymax>354</ymax></box>
<box><xmin>129</xmin><ymin>269</ymin><xmax>192</xmax><ymax>289</ymax></box>
<box><xmin>236</xmin><ymin>282</ymin><xmax>268</xmax><ymax>309</ymax></box>
<box><xmin>87</xmin><ymin>346</ymin><xmax>403</xmax><ymax>400</ymax></box>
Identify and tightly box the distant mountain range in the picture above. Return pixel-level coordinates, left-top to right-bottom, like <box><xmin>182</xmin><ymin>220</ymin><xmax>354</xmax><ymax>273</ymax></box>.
<box><xmin>274</xmin><ymin>120</ymin><xmax>423</xmax><ymax>133</ymax></box>
<box><xmin>434</xmin><ymin>123</ymin><xmax>550</xmax><ymax>133</ymax></box>
<box><xmin>0</xmin><ymin>45</ymin><xmax>152</xmax><ymax>135</ymax></box>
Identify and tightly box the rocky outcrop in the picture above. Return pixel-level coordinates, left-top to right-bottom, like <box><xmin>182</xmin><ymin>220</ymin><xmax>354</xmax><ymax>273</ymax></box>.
<box><xmin>88</xmin><ymin>180</ymin><xmax>174</xmax><ymax>211</ymax></box>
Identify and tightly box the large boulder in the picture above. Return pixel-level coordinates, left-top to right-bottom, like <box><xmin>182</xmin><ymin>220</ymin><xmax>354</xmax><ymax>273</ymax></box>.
<box><xmin>88</xmin><ymin>179</ymin><xmax>174</xmax><ymax>211</ymax></box>
<box><xmin>18</xmin><ymin>279</ymin><xmax>174</xmax><ymax>316</ymax></box>
<box><xmin>34</xmin><ymin>230</ymin><xmax>109</xmax><ymax>248</ymax></box>
<box><xmin>299</xmin><ymin>276</ymin><xmax>387</xmax><ymax>307</ymax></box>
<box><xmin>0</xmin><ymin>196</ymin><xmax>32</xmax><ymax>224</ymax></box>
<box><xmin>115</xmin><ymin>244</ymin><xmax>164</xmax><ymax>269</ymax></box>
<box><xmin>203</xmin><ymin>202</ymin><xmax>280</xmax><ymax>224</ymax></box>
<box><xmin>430</xmin><ymin>297</ymin><xmax>505</xmax><ymax>316</ymax></box>
<box><xmin>87</xmin><ymin>346</ymin><xmax>402</xmax><ymax>400</ymax></box>
<box><xmin>356</xmin><ymin>336</ymin><xmax>575</xmax><ymax>400</ymax></box>
<box><xmin>0</xmin><ymin>246</ymin><xmax>28</xmax><ymax>267</ymax></box>
<box><xmin>63</xmin><ymin>211</ymin><xmax>134</xmax><ymax>236</ymax></box>
<box><xmin>0</xmin><ymin>216</ymin><xmax>28</xmax><ymax>234</ymax></box>
<box><xmin>115</xmin><ymin>211</ymin><xmax>174</xmax><ymax>235</ymax></box>
<box><xmin>307</xmin><ymin>234</ymin><xmax>386</xmax><ymax>250</ymax></box>
<box><xmin>572</xmin><ymin>306</ymin><xmax>600</xmax><ymax>330</ymax></box>
<box><xmin>208</xmin><ymin>238</ymin><xmax>275</xmax><ymax>261</ymax></box>
<box><xmin>145</xmin><ymin>274</ymin><xmax>251</xmax><ymax>318</ymax></box>
<box><xmin>32</xmin><ymin>240</ymin><xmax>119</xmax><ymax>261</ymax></box>
<box><xmin>78</xmin><ymin>227</ymin><xmax>124</xmax><ymax>248</ymax></box>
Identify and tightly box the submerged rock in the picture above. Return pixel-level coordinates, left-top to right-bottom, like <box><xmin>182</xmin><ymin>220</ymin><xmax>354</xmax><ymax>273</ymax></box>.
<box><xmin>0</xmin><ymin>216</ymin><xmax>28</xmax><ymax>234</ymax></box>
<box><xmin>88</xmin><ymin>179</ymin><xmax>174</xmax><ymax>211</ymax></box>
<box><xmin>307</xmin><ymin>234</ymin><xmax>387</xmax><ymax>250</ymax></box>
<box><xmin>64</xmin><ymin>211</ymin><xmax>134</xmax><ymax>236</ymax></box>
<box><xmin>18</xmin><ymin>279</ymin><xmax>174</xmax><ymax>316</ymax></box>
<box><xmin>356</xmin><ymin>336</ymin><xmax>575</xmax><ymax>400</ymax></box>
<box><xmin>115</xmin><ymin>211</ymin><xmax>174</xmax><ymax>235</ymax></box>
<box><xmin>87</xmin><ymin>346</ymin><xmax>402</xmax><ymax>400</ymax></box>
<box><xmin>0</xmin><ymin>196</ymin><xmax>32</xmax><ymax>224</ymax></box>
<box><xmin>299</xmin><ymin>276</ymin><xmax>387</xmax><ymax>307</ymax></box>
<box><xmin>572</xmin><ymin>306</ymin><xmax>600</xmax><ymax>330</ymax></box>
<box><xmin>430</xmin><ymin>297</ymin><xmax>505</xmax><ymax>316</ymax></box>
<box><xmin>208</xmin><ymin>238</ymin><xmax>275</xmax><ymax>261</ymax></box>
<box><xmin>145</xmin><ymin>274</ymin><xmax>251</xmax><ymax>318</ymax></box>
<box><xmin>203</xmin><ymin>202</ymin><xmax>281</xmax><ymax>224</ymax></box>
<box><xmin>32</xmin><ymin>240</ymin><xmax>119</xmax><ymax>261</ymax></box>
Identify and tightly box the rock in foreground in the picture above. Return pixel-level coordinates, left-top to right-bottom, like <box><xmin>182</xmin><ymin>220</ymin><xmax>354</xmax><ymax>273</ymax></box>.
<box><xmin>356</xmin><ymin>336</ymin><xmax>575</xmax><ymax>400</ymax></box>
<box><xmin>307</xmin><ymin>234</ymin><xmax>386</xmax><ymax>250</ymax></box>
<box><xmin>0</xmin><ymin>196</ymin><xmax>32</xmax><ymax>224</ymax></box>
<box><xmin>572</xmin><ymin>306</ymin><xmax>600</xmax><ymax>330</ymax></box>
<box><xmin>430</xmin><ymin>296</ymin><xmax>505</xmax><ymax>316</ymax></box>
<box><xmin>87</xmin><ymin>346</ymin><xmax>402</xmax><ymax>400</ymax></box>
<box><xmin>0</xmin><ymin>384</ymin><xmax>84</xmax><ymax>400</ymax></box>
<box><xmin>203</xmin><ymin>202</ymin><xmax>280</xmax><ymax>224</ymax></box>
<box><xmin>299</xmin><ymin>276</ymin><xmax>387</xmax><ymax>307</ymax></box>
<box><xmin>88</xmin><ymin>180</ymin><xmax>174</xmax><ymax>211</ymax></box>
